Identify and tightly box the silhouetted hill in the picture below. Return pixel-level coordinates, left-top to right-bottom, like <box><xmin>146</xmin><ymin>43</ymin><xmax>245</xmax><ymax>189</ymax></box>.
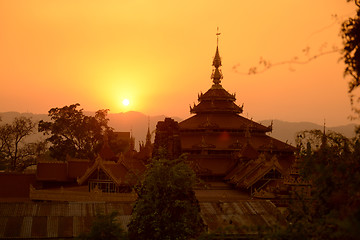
<box><xmin>1</xmin><ymin>112</ymin><xmax>357</xmax><ymax>148</ymax></box>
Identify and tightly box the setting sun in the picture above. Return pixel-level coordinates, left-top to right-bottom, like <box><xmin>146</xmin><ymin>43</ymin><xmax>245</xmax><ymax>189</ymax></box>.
<box><xmin>0</xmin><ymin>0</ymin><xmax>355</xmax><ymax>126</ymax></box>
<box><xmin>122</xmin><ymin>99</ymin><xmax>130</xmax><ymax>106</ymax></box>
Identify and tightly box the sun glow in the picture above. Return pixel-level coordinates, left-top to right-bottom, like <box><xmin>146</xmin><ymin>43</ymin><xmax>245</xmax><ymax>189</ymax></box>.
<box><xmin>122</xmin><ymin>98</ymin><xmax>130</xmax><ymax>106</ymax></box>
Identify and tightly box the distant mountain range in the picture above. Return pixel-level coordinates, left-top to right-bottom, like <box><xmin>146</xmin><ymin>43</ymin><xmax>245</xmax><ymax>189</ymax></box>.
<box><xmin>0</xmin><ymin>111</ymin><xmax>182</xmax><ymax>148</ymax></box>
<box><xmin>260</xmin><ymin>120</ymin><xmax>357</xmax><ymax>146</ymax></box>
<box><xmin>0</xmin><ymin>111</ymin><xmax>357</xmax><ymax>148</ymax></box>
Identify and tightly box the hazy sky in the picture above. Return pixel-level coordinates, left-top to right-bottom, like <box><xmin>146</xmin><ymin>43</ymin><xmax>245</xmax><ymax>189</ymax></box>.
<box><xmin>0</xmin><ymin>1</ymin><xmax>357</xmax><ymax>126</ymax></box>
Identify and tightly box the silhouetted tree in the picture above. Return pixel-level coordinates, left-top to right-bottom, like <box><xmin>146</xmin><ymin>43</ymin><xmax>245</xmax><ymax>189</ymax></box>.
<box><xmin>38</xmin><ymin>103</ymin><xmax>112</xmax><ymax>160</ymax></box>
<box><xmin>342</xmin><ymin>0</ymin><xmax>360</xmax><ymax>95</ymax></box>
<box><xmin>0</xmin><ymin>116</ymin><xmax>37</xmax><ymax>171</ymax></box>
<box><xmin>128</xmin><ymin>154</ymin><xmax>205</xmax><ymax>240</ymax></box>
<box><xmin>78</xmin><ymin>211</ymin><xmax>127</xmax><ymax>240</ymax></box>
<box><xmin>269</xmin><ymin>130</ymin><xmax>360</xmax><ymax>240</ymax></box>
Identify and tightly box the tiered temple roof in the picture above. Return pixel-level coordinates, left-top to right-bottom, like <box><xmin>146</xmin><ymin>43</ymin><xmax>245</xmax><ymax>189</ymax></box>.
<box><xmin>190</xmin><ymin>46</ymin><xmax>243</xmax><ymax>115</ymax></box>
<box><xmin>178</xmin><ymin>37</ymin><xmax>296</xmax><ymax>196</ymax></box>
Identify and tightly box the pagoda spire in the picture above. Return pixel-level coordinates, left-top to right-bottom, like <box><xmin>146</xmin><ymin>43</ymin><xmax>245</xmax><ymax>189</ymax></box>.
<box><xmin>211</xmin><ymin>28</ymin><xmax>223</xmax><ymax>86</ymax></box>
<box><xmin>321</xmin><ymin>119</ymin><xmax>327</xmax><ymax>148</ymax></box>
<box><xmin>146</xmin><ymin>116</ymin><xmax>151</xmax><ymax>145</ymax></box>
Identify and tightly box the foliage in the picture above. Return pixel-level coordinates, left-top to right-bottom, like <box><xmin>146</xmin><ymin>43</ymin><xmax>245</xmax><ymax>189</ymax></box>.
<box><xmin>38</xmin><ymin>103</ymin><xmax>116</xmax><ymax>160</ymax></box>
<box><xmin>270</xmin><ymin>130</ymin><xmax>360</xmax><ymax>240</ymax></box>
<box><xmin>107</xmin><ymin>130</ymin><xmax>131</xmax><ymax>157</ymax></box>
<box><xmin>77</xmin><ymin>211</ymin><xmax>127</xmax><ymax>240</ymax></box>
<box><xmin>0</xmin><ymin>116</ymin><xmax>42</xmax><ymax>171</ymax></box>
<box><xmin>128</xmin><ymin>154</ymin><xmax>206</xmax><ymax>240</ymax></box>
<box><xmin>342</xmin><ymin>1</ymin><xmax>360</xmax><ymax>110</ymax></box>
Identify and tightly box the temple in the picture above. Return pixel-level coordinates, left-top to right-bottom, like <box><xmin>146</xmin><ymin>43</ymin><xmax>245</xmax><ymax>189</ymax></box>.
<box><xmin>0</xmin><ymin>35</ymin><xmax>306</xmax><ymax>239</ymax></box>
<box><xmin>0</xmin><ymin>36</ymin><xmax>300</xmax><ymax>201</ymax></box>
<box><xmin>154</xmin><ymin>37</ymin><xmax>298</xmax><ymax>199</ymax></box>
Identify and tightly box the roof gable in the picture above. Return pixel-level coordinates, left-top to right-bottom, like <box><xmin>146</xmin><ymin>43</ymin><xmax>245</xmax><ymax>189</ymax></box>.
<box><xmin>77</xmin><ymin>156</ymin><xmax>130</xmax><ymax>186</ymax></box>
<box><xmin>226</xmin><ymin>155</ymin><xmax>286</xmax><ymax>189</ymax></box>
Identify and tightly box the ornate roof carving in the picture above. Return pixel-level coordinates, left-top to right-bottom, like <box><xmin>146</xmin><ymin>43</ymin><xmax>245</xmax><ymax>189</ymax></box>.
<box><xmin>228</xmin><ymin>140</ymin><xmax>242</xmax><ymax>149</ymax></box>
<box><xmin>192</xmin><ymin>136</ymin><xmax>216</xmax><ymax>149</ymax></box>
<box><xmin>186</xmin><ymin>159</ymin><xmax>213</xmax><ymax>175</ymax></box>
<box><xmin>198</xmin><ymin>117</ymin><xmax>219</xmax><ymax>129</ymax></box>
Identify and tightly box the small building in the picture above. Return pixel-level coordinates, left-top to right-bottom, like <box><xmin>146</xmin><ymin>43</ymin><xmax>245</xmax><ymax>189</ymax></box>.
<box><xmin>0</xmin><ymin>132</ymin><xmax>147</xmax><ymax>202</ymax></box>
<box><xmin>30</xmin><ymin>144</ymin><xmax>146</xmax><ymax>201</ymax></box>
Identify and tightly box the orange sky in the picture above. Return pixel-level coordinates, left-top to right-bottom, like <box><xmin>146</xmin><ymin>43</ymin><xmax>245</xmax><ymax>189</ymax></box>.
<box><xmin>0</xmin><ymin>1</ymin><xmax>357</xmax><ymax>126</ymax></box>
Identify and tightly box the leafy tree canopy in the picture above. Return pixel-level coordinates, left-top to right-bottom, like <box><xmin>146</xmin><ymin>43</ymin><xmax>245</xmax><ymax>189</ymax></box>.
<box><xmin>342</xmin><ymin>1</ymin><xmax>360</xmax><ymax>110</ymax></box>
<box><xmin>128</xmin><ymin>154</ymin><xmax>206</xmax><ymax>240</ymax></box>
<box><xmin>38</xmin><ymin>103</ymin><xmax>120</xmax><ymax>161</ymax></box>
<box><xmin>77</xmin><ymin>211</ymin><xmax>127</xmax><ymax>240</ymax></box>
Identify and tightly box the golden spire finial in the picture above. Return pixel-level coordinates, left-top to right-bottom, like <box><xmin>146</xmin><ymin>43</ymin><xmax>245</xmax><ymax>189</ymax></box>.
<box><xmin>216</xmin><ymin>27</ymin><xmax>221</xmax><ymax>46</ymax></box>
<box><xmin>211</xmin><ymin>27</ymin><xmax>223</xmax><ymax>85</ymax></box>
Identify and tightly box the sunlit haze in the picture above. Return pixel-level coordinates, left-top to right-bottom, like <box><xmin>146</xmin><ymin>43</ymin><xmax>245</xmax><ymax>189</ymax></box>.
<box><xmin>0</xmin><ymin>1</ymin><xmax>357</xmax><ymax>126</ymax></box>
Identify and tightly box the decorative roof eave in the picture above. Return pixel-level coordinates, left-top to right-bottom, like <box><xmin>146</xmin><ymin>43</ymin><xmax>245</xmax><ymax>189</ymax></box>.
<box><xmin>190</xmin><ymin>103</ymin><xmax>243</xmax><ymax>114</ymax></box>
<box><xmin>258</xmin><ymin>138</ymin><xmax>296</xmax><ymax>153</ymax></box>
<box><xmin>198</xmin><ymin>83</ymin><xmax>235</xmax><ymax>100</ymax></box>
<box><xmin>199</xmin><ymin>94</ymin><xmax>236</xmax><ymax>102</ymax></box>
<box><xmin>190</xmin><ymin>108</ymin><xmax>243</xmax><ymax>115</ymax></box>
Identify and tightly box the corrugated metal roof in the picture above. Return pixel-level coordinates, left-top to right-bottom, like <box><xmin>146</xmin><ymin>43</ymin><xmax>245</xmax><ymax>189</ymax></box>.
<box><xmin>47</xmin><ymin>216</ymin><xmax>58</xmax><ymax>238</ymax></box>
<box><xmin>199</xmin><ymin>201</ymin><xmax>286</xmax><ymax>232</ymax></box>
<box><xmin>0</xmin><ymin>201</ymin><xmax>285</xmax><ymax>239</ymax></box>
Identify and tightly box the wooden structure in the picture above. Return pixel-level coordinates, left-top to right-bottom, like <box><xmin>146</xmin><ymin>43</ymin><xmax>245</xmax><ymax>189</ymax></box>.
<box><xmin>175</xmin><ymin>42</ymin><xmax>296</xmax><ymax>198</ymax></box>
